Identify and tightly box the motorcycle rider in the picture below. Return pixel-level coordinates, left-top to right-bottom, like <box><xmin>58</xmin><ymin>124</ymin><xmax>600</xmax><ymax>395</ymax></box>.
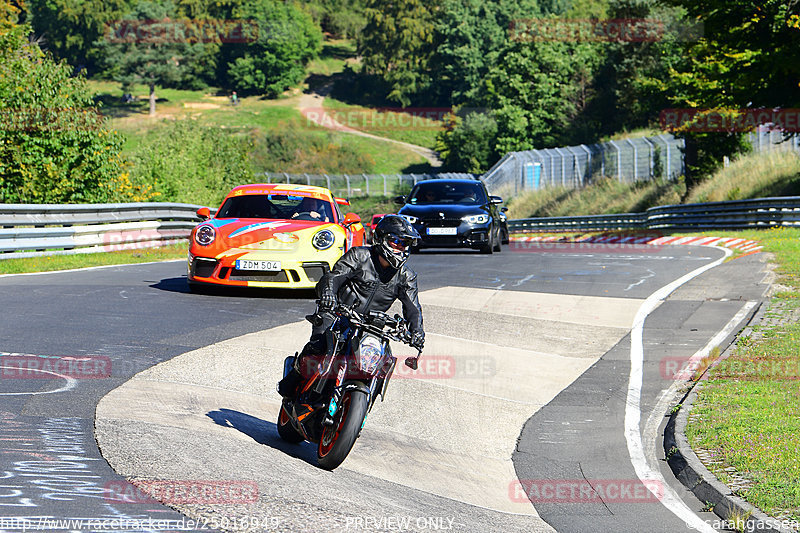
<box><xmin>278</xmin><ymin>214</ymin><xmax>425</xmax><ymax>398</ymax></box>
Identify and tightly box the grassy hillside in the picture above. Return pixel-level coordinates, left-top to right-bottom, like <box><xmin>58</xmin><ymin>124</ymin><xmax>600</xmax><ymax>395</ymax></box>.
<box><xmin>89</xmin><ymin>38</ymin><xmax>433</xmax><ymax>180</ymax></box>
<box><xmin>507</xmin><ymin>150</ymin><xmax>800</xmax><ymax>219</ymax></box>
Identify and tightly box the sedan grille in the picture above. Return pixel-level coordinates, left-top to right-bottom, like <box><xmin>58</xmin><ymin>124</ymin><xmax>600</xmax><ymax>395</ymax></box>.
<box><xmin>421</xmin><ymin>218</ymin><xmax>461</xmax><ymax>228</ymax></box>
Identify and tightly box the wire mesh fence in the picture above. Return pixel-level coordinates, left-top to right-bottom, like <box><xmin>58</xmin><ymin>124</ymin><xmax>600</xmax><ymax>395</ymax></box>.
<box><xmin>256</xmin><ymin>131</ymin><xmax>798</xmax><ymax>200</ymax></box>
<box><xmin>254</xmin><ymin>172</ymin><xmax>476</xmax><ymax>198</ymax></box>
<box><xmin>748</xmin><ymin>129</ymin><xmax>800</xmax><ymax>155</ymax></box>
<box><xmin>482</xmin><ymin>134</ymin><xmax>686</xmax><ymax>197</ymax></box>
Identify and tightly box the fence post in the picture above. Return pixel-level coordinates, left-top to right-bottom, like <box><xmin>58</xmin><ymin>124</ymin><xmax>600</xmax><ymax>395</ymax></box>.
<box><xmin>344</xmin><ymin>174</ymin><xmax>351</xmax><ymax>197</ymax></box>
<box><xmin>554</xmin><ymin>148</ymin><xmax>566</xmax><ymax>186</ymax></box>
<box><xmin>579</xmin><ymin>145</ymin><xmax>591</xmax><ymax>186</ymax></box>
<box><xmin>609</xmin><ymin>140</ymin><xmax>622</xmax><ymax>182</ymax></box>
<box><xmin>304</xmin><ymin>173</ymin><xmax>311</xmax><ymax>186</ymax></box>
<box><xmin>382</xmin><ymin>174</ymin><xmax>387</xmax><ymax>196</ymax></box>
<box><xmin>363</xmin><ymin>174</ymin><xmax>369</xmax><ymax>195</ymax></box>
<box><xmin>324</xmin><ymin>174</ymin><xmax>331</xmax><ymax>190</ymax></box>
<box><xmin>658</xmin><ymin>134</ymin><xmax>673</xmax><ymax>178</ymax></box>
<box><xmin>642</xmin><ymin>137</ymin><xmax>655</xmax><ymax>178</ymax></box>
<box><xmin>599</xmin><ymin>144</ymin><xmax>605</xmax><ymax>177</ymax></box>
<box><xmin>625</xmin><ymin>139</ymin><xmax>638</xmax><ymax>182</ymax></box>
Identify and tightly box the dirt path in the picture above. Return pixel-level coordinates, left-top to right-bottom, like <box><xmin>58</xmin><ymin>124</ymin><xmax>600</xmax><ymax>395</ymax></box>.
<box><xmin>296</xmin><ymin>83</ymin><xmax>443</xmax><ymax>168</ymax></box>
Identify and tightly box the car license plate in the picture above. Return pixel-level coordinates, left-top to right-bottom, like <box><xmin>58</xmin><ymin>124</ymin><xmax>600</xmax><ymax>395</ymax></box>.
<box><xmin>235</xmin><ymin>259</ymin><xmax>281</xmax><ymax>271</ymax></box>
<box><xmin>427</xmin><ymin>227</ymin><xmax>457</xmax><ymax>235</ymax></box>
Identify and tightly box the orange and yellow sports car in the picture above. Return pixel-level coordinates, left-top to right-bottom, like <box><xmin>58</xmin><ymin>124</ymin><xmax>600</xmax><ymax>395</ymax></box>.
<box><xmin>187</xmin><ymin>184</ymin><xmax>365</xmax><ymax>290</ymax></box>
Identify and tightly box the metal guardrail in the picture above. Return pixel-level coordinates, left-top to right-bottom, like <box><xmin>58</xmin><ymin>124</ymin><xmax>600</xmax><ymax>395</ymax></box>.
<box><xmin>0</xmin><ymin>203</ymin><xmax>207</xmax><ymax>259</ymax></box>
<box><xmin>3</xmin><ymin>197</ymin><xmax>798</xmax><ymax>259</ymax></box>
<box><xmin>509</xmin><ymin>197</ymin><xmax>800</xmax><ymax>233</ymax></box>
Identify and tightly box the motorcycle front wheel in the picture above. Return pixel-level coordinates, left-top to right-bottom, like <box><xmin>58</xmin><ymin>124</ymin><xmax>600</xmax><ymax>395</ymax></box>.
<box><xmin>317</xmin><ymin>390</ymin><xmax>368</xmax><ymax>470</ymax></box>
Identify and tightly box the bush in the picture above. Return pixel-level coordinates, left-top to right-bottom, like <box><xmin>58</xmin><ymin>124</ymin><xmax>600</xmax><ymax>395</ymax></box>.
<box><xmin>250</xmin><ymin>128</ymin><xmax>374</xmax><ymax>174</ymax></box>
<box><xmin>436</xmin><ymin>110</ymin><xmax>499</xmax><ymax>173</ymax></box>
<box><xmin>128</xmin><ymin>120</ymin><xmax>253</xmax><ymax>207</ymax></box>
<box><xmin>0</xmin><ymin>24</ymin><xmax>141</xmax><ymax>203</ymax></box>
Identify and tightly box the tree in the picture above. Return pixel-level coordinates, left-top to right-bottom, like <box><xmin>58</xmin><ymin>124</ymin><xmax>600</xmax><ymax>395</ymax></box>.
<box><xmin>431</xmin><ymin>0</ymin><xmax>539</xmax><ymax>105</ymax></box>
<box><xmin>96</xmin><ymin>1</ymin><xmax>209</xmax><ymax>116</ymax></box>
<box><xmin>435</xmin><ymin>110</ymin><xmax>499</xmax><ymax>173</ymax></box>
<box><xmin>0</xmin><ymin>24</ymin><xmax>140</xmax><ymax>203</ymax></box>
<box><xmin>655</xmin><ymin>0</ymin><xmax>800</xmax><ymax>181</ymax></box>
<box><xmin>358</xmin><ymin>0</ymin><xmax>440</xmax><ymax>107</ymax></box>
<box><xmin>223</xmin><ymin>0</ymin><xmax>321</xmax><ymax>97</ymax></box>
<box><xmin>1</xmin><ymin>0</ymin><xmax>25</xmax><ymax>34</ymax></box>
<box><xmin>28</xmin><ymin>0</ymin><xmax>132</xmax><ymax>73</ymax></box>
<box><xmin>483</xmin><ymin>38</ymin><xmax>604</xmax><ymax>153</ymax></box>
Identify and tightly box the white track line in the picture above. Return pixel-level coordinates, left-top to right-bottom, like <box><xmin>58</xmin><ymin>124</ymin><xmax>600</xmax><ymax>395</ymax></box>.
<box><xmin>642</xmin><ymin>301</ymin><xmax>758</xmax><ymax>517</ymax></box>
<box><xmin>626</xmin><ymin>246</ymin><xmax>732</xmax><ymax>532</ymax></box>
<box><xmin>0</xmin><ymin>259</ymin><xmax>184</xmax><ymax>278</ymax></box>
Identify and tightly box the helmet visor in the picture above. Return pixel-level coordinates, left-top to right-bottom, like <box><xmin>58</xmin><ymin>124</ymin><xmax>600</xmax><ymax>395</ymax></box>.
<box><xmin>388</xmin><ymin>237</ymin><xmax>414</xmax><ymax>252</ymax></box>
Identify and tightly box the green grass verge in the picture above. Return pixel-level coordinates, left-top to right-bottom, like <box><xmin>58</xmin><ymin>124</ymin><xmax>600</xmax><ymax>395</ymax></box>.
<box><xmin>684</xmin><ymin>227</ymin><xmax>800</xmax><ymax>523</ymax></box>
<box><xmin>507</xmin><ymin>151</ymin><xmax>800</xmax><ymax>221</ymax></box>
<box><xmin>0</xmin><ymin>244</ymin><xmax>188</xmax><ymax>275</ymax></box>
<box><xmin>322</xmin><ymin>96</ymin><xmax>442</xmax><ymax>150</ymax></box>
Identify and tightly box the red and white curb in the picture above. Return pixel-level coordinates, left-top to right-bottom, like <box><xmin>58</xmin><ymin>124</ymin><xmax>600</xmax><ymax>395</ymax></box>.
<box><xmin>510</xmin><ymin>234</ymin><xmax>763</xmax><ymax>254</ymax></box>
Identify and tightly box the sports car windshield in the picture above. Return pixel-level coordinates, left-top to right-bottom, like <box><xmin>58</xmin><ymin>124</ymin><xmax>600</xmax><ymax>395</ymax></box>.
<box><xmin>408</xmin><ymin>182</ymin><xmax>486</xmax><ymax>205</ymax></box>
<box><xmin>217</xmin><ymin>194</ymin><xmax>335</xmax><ymax>222</ymax></box>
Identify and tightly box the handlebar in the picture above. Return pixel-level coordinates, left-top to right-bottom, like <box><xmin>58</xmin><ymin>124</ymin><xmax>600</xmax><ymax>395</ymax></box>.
<box><xmin>314</xmin><ymin>300</ymin><xmax>423</xmax><ymax>351</ymax></box>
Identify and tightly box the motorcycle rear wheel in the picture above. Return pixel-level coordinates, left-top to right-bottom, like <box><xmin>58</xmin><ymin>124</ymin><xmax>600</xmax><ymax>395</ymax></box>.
<box><xmin>277</xmin><ymin>404</ymin><xmax>305</xmax><ymax>444</ymax></box>
<box><xmin>317</xmin><ymin>390</ymin><xmax>368</xmax><ymax>470</ymax></box>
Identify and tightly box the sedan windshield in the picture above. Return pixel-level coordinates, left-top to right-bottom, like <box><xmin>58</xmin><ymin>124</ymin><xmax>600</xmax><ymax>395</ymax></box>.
<box><xmin>409</xmin><ymin>182</ymin><xmax>486</xmax><ymax>205</ymax></box>
<box><xmin>217</xmin><ymin>194</ymin><xmax>334</xmax><ymax>222</ymax></box>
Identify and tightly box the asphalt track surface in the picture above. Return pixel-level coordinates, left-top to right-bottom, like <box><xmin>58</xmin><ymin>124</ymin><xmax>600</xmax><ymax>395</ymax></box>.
<box><xmin>0</xmin><ymin>243</ymin><xmax>770</xmax><ymax>532</ymax></box>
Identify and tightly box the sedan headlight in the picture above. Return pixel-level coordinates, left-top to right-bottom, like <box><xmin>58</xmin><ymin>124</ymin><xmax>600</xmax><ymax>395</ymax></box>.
<box><xmin>400</xmin><ymin>214</ymin><xmax>418</xmax><ymax>224</ymax></box>
<box><xmin>462</xmin><ymin>214</ymin><xmax>490</xmax><ymax>224</ymax></box>
<box><xmin>312</xmin><ymin>229</ymin><xmax>335</xmax><ymax>250</ymax></box>
<box><xmin>195</xmin><ymin>225</ymin><xmax>216</xmax><ymax>246</ymax></box>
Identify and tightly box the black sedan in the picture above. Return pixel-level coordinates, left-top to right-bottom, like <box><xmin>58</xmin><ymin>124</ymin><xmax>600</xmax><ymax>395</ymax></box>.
<box><xmin>394</xmin><ymin>179</ymin><xmax>508</xmax><ymax>254</ymax></box>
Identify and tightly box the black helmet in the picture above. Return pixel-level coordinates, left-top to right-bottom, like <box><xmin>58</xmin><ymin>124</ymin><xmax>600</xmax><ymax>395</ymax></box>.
<box><xmin>373</xmin><ymin>215</ymin><xmax>420</xmax><ymax>269</ymax></box>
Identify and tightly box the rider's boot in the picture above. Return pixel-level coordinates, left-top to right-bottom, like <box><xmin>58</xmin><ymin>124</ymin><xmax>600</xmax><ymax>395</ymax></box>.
<box><xmin>277</xmin><ymin>341</ymin><xmax>322</xmax><ymax>399</ymax></box>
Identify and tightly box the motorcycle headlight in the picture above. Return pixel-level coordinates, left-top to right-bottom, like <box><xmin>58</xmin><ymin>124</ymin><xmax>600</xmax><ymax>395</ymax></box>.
<box><xmin>312</xmin><ymin>229</ymin><xmax>335</xmax><ymax>250</ymax></box>
<box><xmin>357</xmin><ymin>335</ymin><xmax>384</xmax><ymax>375</ymax></box>
<box><xmin>400</xmin><ymin>214</ymin><xmax>418</xmax><ymax>224</ymax></box>
<box><xmin>195</xmin><ymin>225</ymin><xmax>215</xmax><ymax>246</ymax></box>
<box><xmin>462</xmin><ymin>214</ymin><xmax>490</xmax><ymax>224</ymax></box>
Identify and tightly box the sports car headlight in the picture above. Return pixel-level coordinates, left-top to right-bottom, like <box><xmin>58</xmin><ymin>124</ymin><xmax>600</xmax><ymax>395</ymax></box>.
<box><xmin>195</xmin><ymin>225</ymin><xmax>216</xmax><ymax>246</ymax></box>
<box><xmin>462</xmin><ymin>214</ymin><xmax>490</xmax><ymax>224</ymax></box>
<box><xmin>400</xmin><ymin>214</ymin><xmax>418</xmax><ymax>224</ymax></box>
<box><xmin>312</xmin><ymin>229</ymin><xmax>335</xmax><ymax>250</ymax></box>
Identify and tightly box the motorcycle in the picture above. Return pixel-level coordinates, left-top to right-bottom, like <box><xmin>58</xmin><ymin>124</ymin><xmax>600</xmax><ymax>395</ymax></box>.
<box><xmin>277</xmin><ymin>303</ymin><xmax>423</xmax><ymax>470</ymax></box>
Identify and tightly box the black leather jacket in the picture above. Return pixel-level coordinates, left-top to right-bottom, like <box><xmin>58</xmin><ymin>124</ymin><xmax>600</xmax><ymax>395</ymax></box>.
<box><xmin>317</xmin><ymin>246</ymin><xmax>423</xmax><ymax>335</ymax></box>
